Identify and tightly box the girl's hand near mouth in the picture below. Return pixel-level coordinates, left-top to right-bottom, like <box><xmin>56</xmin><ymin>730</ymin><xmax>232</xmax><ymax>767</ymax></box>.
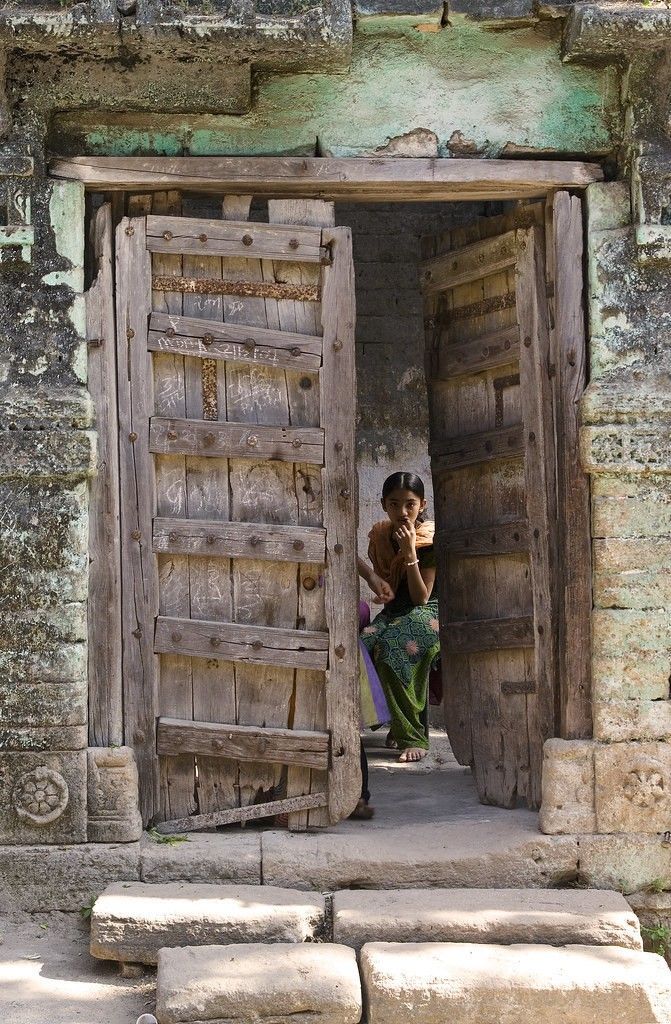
<box><xmin>394</xmin><ymin>520</ymin><xmax>417</xmax><ymax>560</ymax></box>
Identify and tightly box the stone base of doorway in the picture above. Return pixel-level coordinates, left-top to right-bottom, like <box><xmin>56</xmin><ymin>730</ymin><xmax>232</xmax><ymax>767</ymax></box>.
<box><xmin>153</xmin><ymin>941</ymin><xmax>671</xmax><ymax>1024</ymax></box>
<box><xmin>5</xmin><ymin>830</ymin><xmax>671</xmax><ymax>912</ymax></box>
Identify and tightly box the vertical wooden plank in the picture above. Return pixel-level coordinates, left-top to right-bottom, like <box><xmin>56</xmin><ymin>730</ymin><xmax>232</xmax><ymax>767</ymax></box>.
<box><xmin>179</xmin><ymin>196</ymin><xmax>238</xmax><ymax>815</ymax></box>
<box><xmin>268</xmin><ymin>199</ymin><xmax>333</xmax><ymax>830</ymax></box>
<box><xmin>553</xmin><ymin>192</ymin><xmax>592</xmax><ymax>740</ymax></box>
<box><xmin>86</xmin><ymin>202</ymin><xmax>122</xmax><ymax>747</ymax></box>
<box><xmin>116</xmin><ymin>215</ymin><xmax>159</xmax><ymax>824</ymax></box>
<box><xmin>320</xmin><ymin>226</ymin><xmax>360</xmax><ymax>824</ymax></box>
<box><xmin>516</xmin><ymin>224</ymin><xmax>559</xmax><ymax>807</ymax></box>
<box><xmin>222</xmin><ymin>198</ymin><xmax>299</xmax><ymax>810</ymax></box>
<box><xmin>152</xmin><ymin>190</ymin><xmax>198</xmax><ymax>822</ymax></box>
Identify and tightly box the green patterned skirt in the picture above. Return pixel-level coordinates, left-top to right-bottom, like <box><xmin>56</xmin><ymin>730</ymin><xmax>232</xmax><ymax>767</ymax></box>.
<box><xmin>360</xmin><ymin>598</ymin><xmax>440</xmax><ymax>751</ymax></box>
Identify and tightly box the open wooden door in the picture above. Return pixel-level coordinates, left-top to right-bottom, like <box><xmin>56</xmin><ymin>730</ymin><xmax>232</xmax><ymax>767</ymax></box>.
<box><xmin>421</xmin><ymin>210</ymin><xmax>559</xmax><ymax>809</ymax></box>
<box><xmin>114</xmin><ymin>198</ymin><xmax>360</xmax><ymax>831</ymax></box>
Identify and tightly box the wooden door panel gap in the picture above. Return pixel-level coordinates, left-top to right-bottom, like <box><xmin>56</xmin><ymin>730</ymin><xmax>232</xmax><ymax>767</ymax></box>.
<box><xmin>150</xmin><ymin>417</ymin><xmax>325</xmax><ymax>464</ymax></box>
<box><xmin>431</xmin><ymin>424</ymin><xmax>523</xmax><ymax>472</ymax></box>
<box><xmin>155</xmin><ymin>615</ymin><xmax>329</xmax><ymax>671</ymax></box>
<box><xmin>153</xmin><ymin>517</ymin><xmax>326</xmax><ymax>563</ymax></box>
<box><xmin>157</xmin><ymin>717</ymin><xmax>330</xmax><ymax>770</ymax></box>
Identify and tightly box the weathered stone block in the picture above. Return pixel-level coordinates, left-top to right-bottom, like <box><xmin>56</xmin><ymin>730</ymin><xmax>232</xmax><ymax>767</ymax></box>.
<box><xmin>360</xmin><ymin>941</ymin><xmax>671</xmax><ymax>1024</ymax></box>
<box><xmin>261</xmin><ymin>822</ymin><xmax>579</xmax><ymax>890</ymax></box>
<box><xmin>333</xmin><ymin>888</ymin><xmax>641</xmax><ymax>950</ymax></box>
<box><xmin>628</xmin><ymin>891</ymin><xmax>671</xmax><ymax>966</ymax></box>
<box><xmin>91</xmin><ymin>882</ymin><xmax>326</xmax><ymax>964</ymax></box>
<box><xmin>592</xmin><ymin>473</ymin><xmax>671</xmax><ymax>539</ymax></box>
<box><xmin>0</xmin><ymin>679</ymin><xmax>87</xmax><ymax>729</ymax></box>
<box><xmin>0</xmin><ymin>841</ymin><xmax>141</xmax><ymax>912</ymax></box>
<box><xmin>594</xmin><ymin>701</ymin><xmax>671</xmax><ymax>743</ymax></box>
<box><xmin>592</xmin><ymin>654</ymin><xmax>671</xmax><ymax>702</ymax></box>
<box><xmin>594</xmin><ymin>544</ymin><xmax>671</xmax><ymax>610</ymax></box>
<box><xmin>354</xmin><ymin>0</ymin><xmax>442</xmax><ymax>28</ymax></box>
<box><xmin>593</xmin><ymin>609</ymin><xmax>671</xmax><ymax>658</ymax></box>
<box><xmin>156</xmin><ymin>943</ymin><xmax>362</xmax><ymax>1024</ymax></box>
<box><xmin>595</xmin><ymin>742</ymin><xmax>671</xmax><ymax>834</ymax></box>
<box><xmin>449</xmin><ymin>0</ymin><xmax>533</xmax><ymax>20</ymax></box>
<box><xmin>579</xmin><ymin>835</ymin><xmax>671</xmax><ymax>893</ymax></box>
<box><xmin>581</xmin><ymin>425</ymin><xmax>671</xmax><ymax>475</ymax></box>
<box><xmin>0</xmin><ymin>640</ymin><xmax>86</xmax><ymax>687</ymax></box>
<box><xmin>539</xmin><ymin>739</ymin><xmax>596</xmax><ymax>835</ymax></box>
<box><xmin>139</xmin><ymin>831</ymin><xmax>261</xmax><ymax>884</ymax></box>
<box><xmin>0</xmin><ymin>723</ymin><xmax>87</xmax><ymax>751</ymax></box>
<box><xmin>0</xmin><ymin>429</ymin><xmax>96</xmax><ymax>481</ymax></box>
<box><xmin>0</xmin><ymin>750</ymin><xmax>86</xmax><ymax>845</ymax></box>
<box><xmin>587</xmin><ymin>181</ymin><xmax>630</xmax><ymax>233</ymax></box>
<box><xmin>87</xmin><ymin>747</ymin><xmax>142</xmax><ymax>844</ymax></box>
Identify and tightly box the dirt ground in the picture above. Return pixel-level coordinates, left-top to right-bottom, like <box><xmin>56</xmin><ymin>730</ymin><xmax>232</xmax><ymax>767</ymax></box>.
<box><xmin>0</xmin><ymin>911</ymin><xmax>156</xmax><ymax>1024</ymax></box>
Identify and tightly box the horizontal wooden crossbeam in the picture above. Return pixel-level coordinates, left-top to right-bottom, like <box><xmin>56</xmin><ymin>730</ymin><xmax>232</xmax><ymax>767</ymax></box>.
<box><xmin>146</xmin><ymin>214</ymin><xmax>327</xmax><ymax>263</ymax></box>
<box><xmin>444</xmin><ymin>615</ymin><xmax>534</xmax><ymax>653</ymax></box>
<box><xmin>421</xmin><ymin>232</ymin><xmax>518</xmax><ymax>294</ymax></box>
<box><xmin>154</xmin><ymin>517</ymin><xmax>326</xmax><ymax>563</ymax></box>
<box><xmin>433</xmin><ymin>326</ymin><xmax>520</xmax><ymax>379</ymax></box>
<box><xmin>439</xmin><ymin>519</ymin><xmax>529</xmax><ymax>556</ymax></box>
<box><xmin>431</xmin><ymin>425</ymin><xmax>524</xmax><ymax>472</ymax></box>
<box><xmin>154</xmin><ymin>791</ymin><xmax>328</xmax><ymax>835</ymax></box>
<box><xmin>50</xmin><ymin>156</ymin><xmax>604</xmax><ymax>202</ymax></box>
<box><xmin>152</xmin><ymin>276</ymin><xmax>320</xmax><ymax>302</ymax></box>
<box><xmin>157</xmin><ymin>717</ymin><xmax>330</xmax><ymax>770</ymax></box>
<box><xmin>150</xmin><ymin>417</ymin><xmax>325</xmax><ymax>464</ymax></box>
<box><xmin>148</xmin><ymin>311</ymin><xmax>322</xmax><ymax>372</ymax></box>
<box><xmin>155</xmin><ymin>616</ymin><xmax>330</xmax><ymax>670</ymax></box>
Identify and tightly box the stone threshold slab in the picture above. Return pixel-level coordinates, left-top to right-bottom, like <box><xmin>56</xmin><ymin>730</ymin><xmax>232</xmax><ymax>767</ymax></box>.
<box><xmin>91</xmin><ymin>882</ymin><xmax>325</xmax><ymax>964</ymax></box>
<box><xmin>333</xmin><ymin>887</ymin><xmax>642</xmax><ymax>950</ymax></box>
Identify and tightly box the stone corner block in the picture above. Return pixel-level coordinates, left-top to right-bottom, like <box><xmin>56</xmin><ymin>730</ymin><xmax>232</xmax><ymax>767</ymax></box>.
<box><xmin>595</xmin><ymin>742</ymin><xmax>671</xmax><ymax>834</ymax></box>
<box><xmin>587</xmin><ymin>180</ymin><xmax>631</xmax><ymax>233</ymax></box>
<box><xmin>156</xmin><ymin>942</ymin><xmax>362</xmax><ymax>1024</ymax></box>
<box><xmin>578</xmin><ymin>834</ymin><xmax>671</xmax><ymax>895</ymax></box>
<box><xmin>139</xmin><ymin>831</ymin><xmax>261</xmax><ymax>884</ymax></box>
<box><xmin>0</xmin><ymin>749</ymin><xmax>86</xmax><ymax>845</ymax></box>
<box><xmin>87</xmin><ymin>746</ymin><xmax>143</xmax><ymax>843</ymax></box>
<box><xmin>539</xmin><ymin>738</ymin><xmax>596</xmax><ymax>835</ymax></box>
<box><xmin>91</xmin><ymin>881</ymin><xmax>325</xmax><ymax>965</ymax></box>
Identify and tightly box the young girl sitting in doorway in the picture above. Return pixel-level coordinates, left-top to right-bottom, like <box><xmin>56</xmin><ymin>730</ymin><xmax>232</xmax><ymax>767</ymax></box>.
<box><xmin>358</xmin><ymin>472</ymin><xmax>440</xmax><ymax>763</ymax></box>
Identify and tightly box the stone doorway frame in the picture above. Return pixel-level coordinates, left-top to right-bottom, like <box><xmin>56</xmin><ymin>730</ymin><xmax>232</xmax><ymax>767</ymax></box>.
<box><xmin>43</xmin><ymin>155</ymin><xmax>602</xmax><ymax>844</ymax></box>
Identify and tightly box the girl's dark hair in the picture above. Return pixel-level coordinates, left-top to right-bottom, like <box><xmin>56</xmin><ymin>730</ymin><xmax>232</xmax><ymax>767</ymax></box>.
<box><xmin>381</xmin><ymin>472</ymin><xmax>428</xmax><ymax>523</ymax></box>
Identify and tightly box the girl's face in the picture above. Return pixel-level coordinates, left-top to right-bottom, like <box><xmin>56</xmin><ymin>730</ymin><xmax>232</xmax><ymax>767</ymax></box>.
<box><xmin>382</xmin><ymin>488</ymin><xmax>426</xmax><ymax>528</ymax></box>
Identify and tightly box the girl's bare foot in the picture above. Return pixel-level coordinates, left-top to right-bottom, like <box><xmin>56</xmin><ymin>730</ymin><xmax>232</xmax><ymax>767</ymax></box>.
<box><xmin>398</xmin><ymin>747</ymin><xmax>428</xmax><ymax>763</ymax></box>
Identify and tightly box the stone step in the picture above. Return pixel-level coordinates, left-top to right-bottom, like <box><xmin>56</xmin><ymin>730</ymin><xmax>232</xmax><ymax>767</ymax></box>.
<box><xmin>333</xmin><ymin>887</ymin><xmax>642</xmax><ymax>950</ymax></box>
<box><xmin>360</xmin><ymin>942</ymin><xmax>671</xmax><ymax>1024</ymax></box>
<box><xmin>156</xmin><ymin>943</ymin><xmax>362</xmax><ymax>1024</ymax></box>
<box><xmin>90</xmin><ymin>881</ymin><xmax>325</xmax><ymax>965</ymax></box>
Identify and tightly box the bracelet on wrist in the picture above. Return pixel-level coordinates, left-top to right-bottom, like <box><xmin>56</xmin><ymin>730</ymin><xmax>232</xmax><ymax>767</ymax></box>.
<box><xmin>406</xmin><ymin>558</ymin><xmax>419</xmax><ymax>567</ymax></box>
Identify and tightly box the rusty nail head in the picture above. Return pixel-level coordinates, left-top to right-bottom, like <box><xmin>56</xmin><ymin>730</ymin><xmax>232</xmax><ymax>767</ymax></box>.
<box><xmin>206</xmin><ymin>535</ymin><xmax>215</xmax><ymax>545</ymax></box>
<box><xmin>168</xmin><ymin>531</ymin><xmax>177</xmax><ymax>542</ymax></box>
<box><xmin>126</xmin><ymin>328</ymin><xmax>135</xmax><ymax>340</ymax></box>
<box><xmin>199</xmin><ymin>233</ymin><xmax>208</xmax><ymax>243</ymax></box>
<box><xmin>210</xmin><ymin>636</ymin><xmax>221</xmax><ymax>646</ymax></box>
<box><xmin>289</xmin><ymin>238</ymin><xmax>300</xmax><ymax>250</ymax></box>
<box><xmin>167</xmin><ymin>430</ymin><xmax>177</xmax><ymax>440</ymax></box>
<box><xmin>203</xmin><ymin>334</ymin><xmax>214</xmax><ymax>346</ymax></box>
<box><xmin>299</xmin><ymin>377</ymin><xmax>312</xmax><ymax>390</ymax></box>
<box><xmin>528</xmin><ymin>431</ymin><xmax>536</xmax><ymax>442</ymax></box>
<box><xmin>131</xmin><ymin>529</ymin><xmax>141</xmax><ymax>540</ymax></box>
<box><xmin>212</xmin><ymin>738</ymin><xmax>224</xmax><ymax>750</ymax></box>
<box><xmin>252</xmin><ymin>639</ymin><xmax>263</xmax><ymax>650</ymax></box>
<box><xmin>163</xmin><ymin>230</ymin><xmax>173</xmax><ymax>241</ymax></box>
<box><xmin>303</xmin><ymin>576</ymin><xmax>316</xmax><ymax>591</ymax></box>
<box><xmin>125</xmin><ymin>225</ymin><xmax>134</xmax><ymax>236</ymax></box>
<box><xmin>334</xmin><ymin>543</ymin><xmax>343</xmax><ymax>554</ymax></box>
<box><xmin>132</xmin><ymin>627</ymin><xmax>142</xmax><ymax>638</ymax></box>
<box><xmin>340</xmin><ymin>488</ymin><xmax>351</xmax><ymax>499</ymax></box>
<box><xmin>242</xmin><ymin>234</ymin><xmax>253</xmax><ymax>246</ymax></box>
<box><xmin>243</xmin><ymin>338</ymin><xmax>255</xmax><ymax>351</ymax></box>
<box><xmin>291</xmin><ymin>347</ymin><xmax>302</xmax><ymax>357</ymax></box>
<box><xmin>524</xmin><ymin>336</ymin><xmax>532</xmax><ymax>348</ymax></box>
<box><xmin>293</xmin><ymin>539</ymin><xmax>305</xmax><ymax>551</ymax></box>
<box><xmin>203</xmin><ymin>432</ymin><xmax>215</xmax><ymax>446</ymax></box>
<box><xmin>335</xmin><ymin>644</ymin><xmax>345</xmax><ymax>659</ymax></box>
<box><xmin>128</xmin><ymin>432</ymin><xmax>138</xmax><ymax>442</ymax></box>
<box><xmin>133</xmin><ymin>729</ymin><xmax>144</xmax><ymax>743</ymax></box>
<box><xmin>247</xmin><ymin>435</ymin><xmax>258</xmax><ymax>447</ymax></box>
<box><xmin>250</xmin><ymin>535</ymin><xmax>260</xmax><ymax>546</ymax></box>
<box><xmin>335</xmin><ymin>440</ymin><xmax>344</xmax><ymax>452</ymax></box>
<box><xmin>166</xmin><ymin>327</ymin><xmax>176</xmax><ymax>337</ymax></box>
<box><xmin>171</xmin><ymin>631</ymin><xmax>182</xmax><ymax>642</ymax></box>
<box><xmin>333</xmin><ymin>339</ymin><xmax>343</xmax><ymax>352</ymax></box>
<box><xmin>292</xmin><ymin>438</ymin><xmax>303</xmax><ymax>448</ymax></box>
<box><xmin>504</xmin><ymin>339</ymin><xmax>511</xmax><ymax>350</ymax></box>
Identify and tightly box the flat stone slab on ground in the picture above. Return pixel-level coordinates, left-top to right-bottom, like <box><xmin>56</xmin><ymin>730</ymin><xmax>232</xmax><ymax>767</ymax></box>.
<box><xmin>333</xmin><ymin>888</ymin><xmax>641</xmax><ymax>950</ymax></box>
<box><xmin>139</xmin><ymin>832</ymin><xmax>261</xmax><ymax>884</ymax></box>
<box><xmin>90</xmin><ymin>882</ymin><xmax>325</xmax><ymax>964</ymax></box>
<box><xmin>156</xmin><ymin>942</ymin><xmax>362</xmax><ymax>1024</ymax></box>
<box><xmin>361</xmin><ymin>941</ymin><xmax>671</xmax><ymax>1024</ymax></box>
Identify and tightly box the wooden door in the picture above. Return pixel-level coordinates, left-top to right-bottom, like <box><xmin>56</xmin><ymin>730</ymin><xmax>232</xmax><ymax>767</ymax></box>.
<box><xmin>422</xmin><ymin>212</ymin><xmax>559</xmax><ymax>809</ymax></box>
<box><xmin>114</xmin><ymin>197</ymin><xmax>360</xmax><ymax>831</ymax></box>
